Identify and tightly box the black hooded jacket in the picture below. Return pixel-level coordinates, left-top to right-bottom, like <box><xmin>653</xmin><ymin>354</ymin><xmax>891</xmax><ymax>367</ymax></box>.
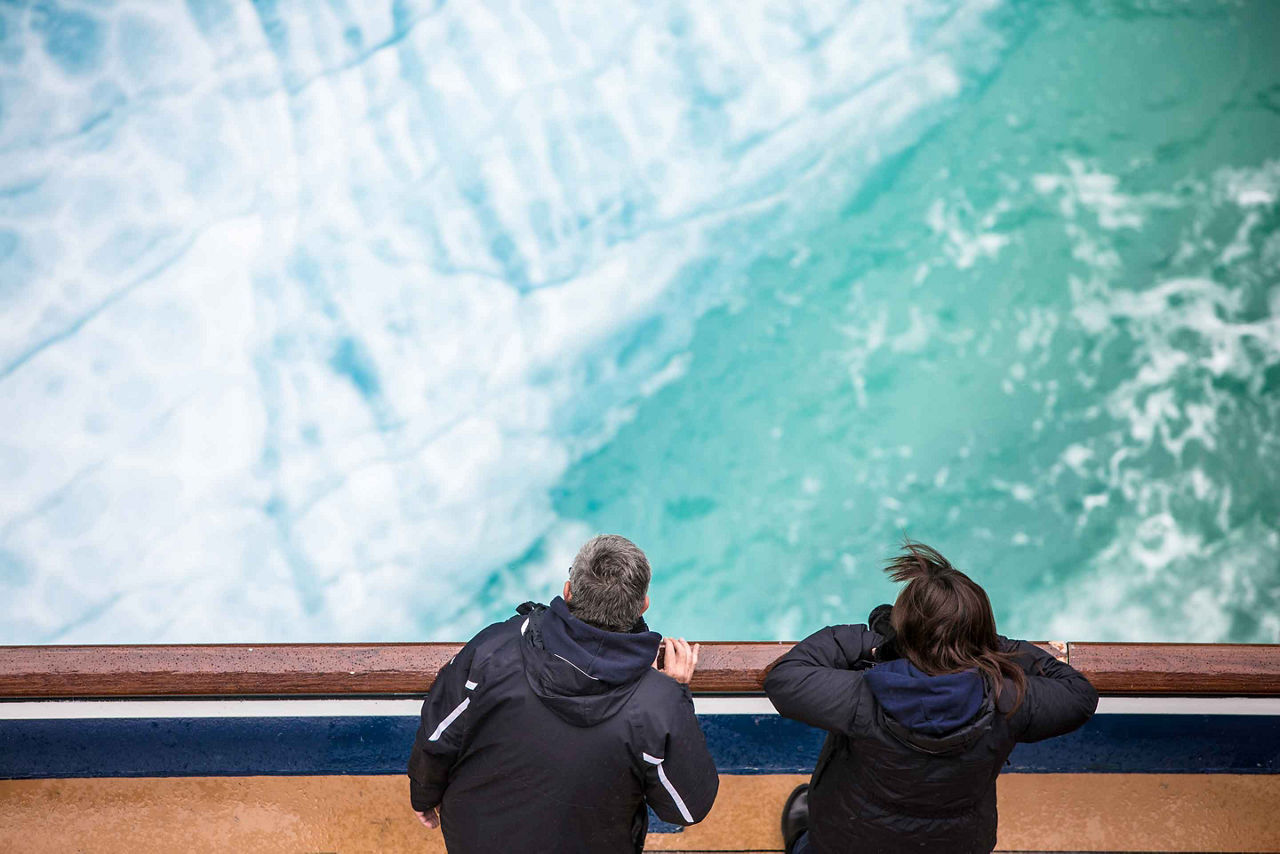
<box><xmin>764</xmin><ymin>625</ymin><xmax>1098</xmax><ymax>854</ymax></box>
<box><xmin>408</xmin><ymin>598</ymin><xmax>719</xmax><ymax>853</ymax></box>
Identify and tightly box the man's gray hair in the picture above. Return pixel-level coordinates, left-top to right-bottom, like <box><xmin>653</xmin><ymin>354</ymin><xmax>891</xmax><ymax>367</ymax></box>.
<box><xmin>567</xmin><ymin>534</ymin><xmax>651</xmax><ymax>632</ymax></box>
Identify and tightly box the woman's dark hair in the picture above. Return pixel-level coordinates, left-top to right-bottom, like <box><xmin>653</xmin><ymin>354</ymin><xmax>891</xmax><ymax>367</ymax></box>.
<box><xmin>886</xmin><ymin>540</ymin><xmax>1026</xmax><ymax>714</ymax></box>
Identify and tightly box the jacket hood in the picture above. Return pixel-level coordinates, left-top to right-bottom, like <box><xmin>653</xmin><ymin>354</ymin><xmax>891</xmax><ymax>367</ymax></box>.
<box><xmin>517</xmin><ymin>598</ymin><xmax>661</xmax><ymax>727</ymax></box>
<box><xmin>865</xmin><ymin>658</ymin><xmax>991</xmax><ymax>754</ymax></box>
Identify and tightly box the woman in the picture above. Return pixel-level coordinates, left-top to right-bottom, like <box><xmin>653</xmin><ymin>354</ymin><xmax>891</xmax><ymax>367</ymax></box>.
<box><xmin>764</xmin><ymin>541</ymin><xmax>1098</xmax><ymax>854</ymax></box>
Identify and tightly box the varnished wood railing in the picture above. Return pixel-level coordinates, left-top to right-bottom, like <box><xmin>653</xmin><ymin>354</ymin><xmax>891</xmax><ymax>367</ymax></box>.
<box><xmin>0</xmin><ymin>641</ymin><xmax>1276</xmax><ymax>699</ymax></box>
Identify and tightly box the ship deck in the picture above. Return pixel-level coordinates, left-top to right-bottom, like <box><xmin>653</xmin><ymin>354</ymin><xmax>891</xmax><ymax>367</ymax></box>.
<box><xmin>1</xmin><ymin>641</ymin><xmax>1277</xmax><ymax>852</ymax></box>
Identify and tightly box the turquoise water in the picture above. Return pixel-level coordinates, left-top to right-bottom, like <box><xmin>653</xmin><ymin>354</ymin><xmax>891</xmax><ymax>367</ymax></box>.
<box><xmin>1</xmin><ymin>1</ymin><xmax>1277</xmax><ymax>643</ymax></box>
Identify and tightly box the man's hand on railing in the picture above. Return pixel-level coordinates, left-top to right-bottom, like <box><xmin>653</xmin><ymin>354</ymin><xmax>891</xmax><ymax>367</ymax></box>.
<box><xmin>655</xmin><ymin>638</ymin><xmax>700</xmax><ymax>685</ymax></box>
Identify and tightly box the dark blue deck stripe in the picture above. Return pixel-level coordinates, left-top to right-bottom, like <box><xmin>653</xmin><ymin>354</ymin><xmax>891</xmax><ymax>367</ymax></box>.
<box><xmin>0</xmin><ymin>714</ymin><xmax>1275</xmax><ymax>780</ymax></box>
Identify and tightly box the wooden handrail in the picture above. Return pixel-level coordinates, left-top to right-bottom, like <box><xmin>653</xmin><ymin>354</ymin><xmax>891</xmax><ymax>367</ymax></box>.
<box><xmin>1066</xmin><ymin>642</ymin><xmax>1280</xmax><ymax>695</ymax></box>
<box><xmin>0</xmin><ymin>642</ymin><xmax>1276</xmax><ymax>699</ymax></box>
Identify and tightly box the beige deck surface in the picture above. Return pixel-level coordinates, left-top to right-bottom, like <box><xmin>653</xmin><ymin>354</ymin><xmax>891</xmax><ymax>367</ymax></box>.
<box><xmin>1</xmin><ymin>773</ymin><xmax>1278</xmax><ymax>852</ymax></box>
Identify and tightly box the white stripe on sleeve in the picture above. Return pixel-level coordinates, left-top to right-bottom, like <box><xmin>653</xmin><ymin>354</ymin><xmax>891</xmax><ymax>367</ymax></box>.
<box><xmin>642</xmin><ymin>752</ymin><xmax>695</xmax><ymax>823</ymax></box>
<box><xmin>428</xmin><ymin>697</ymin><xmax>470</xmax><ymax>742</ymax></box>
<box><xmin>428</xmin><ymin>678</ymin><xmax>478</xmax><ymax>742</ymax></box>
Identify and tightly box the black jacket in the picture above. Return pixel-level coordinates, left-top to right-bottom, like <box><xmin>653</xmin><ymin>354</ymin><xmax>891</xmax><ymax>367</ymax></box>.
<box><xmin>764</xmin><ymin>625</ymin><xmax>1098</xmax><ymax>854</ymax></box>
<box><xmin>408</xmin><ymin>598</ymin><xmax>719</xmax><ymax>853</ymax></box>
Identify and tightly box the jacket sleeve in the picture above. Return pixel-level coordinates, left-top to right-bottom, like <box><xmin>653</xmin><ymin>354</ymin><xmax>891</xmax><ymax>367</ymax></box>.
<box><xmin>763</xmin><ymin>625</ymin><xmax>878</xmax><ymax>735</ymax></box>
<box><xmin>407</xmin><ymin>643</ymin><xmax>483</xmax><ymax>811</ymax></box>
<box><xmin>1003</xmin><ymin>638</ymin><xmax>1100</xmax><ymax>743</ymax></box>
<box><xmin>638</xmin><ymin>683</ymin><xmax>719</xmax><ymax>826</ymax></box>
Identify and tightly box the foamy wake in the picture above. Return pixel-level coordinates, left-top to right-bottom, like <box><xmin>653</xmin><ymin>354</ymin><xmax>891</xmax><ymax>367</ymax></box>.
<box><xmin>1030</xmin><ymin>159</ymin><xmax>1280</xmax><ymax>642</ymax></box>
<box><xmin>0</xmin><ymin>0</ymin><xmax>1008</xmax><ymax>641</ymax></box>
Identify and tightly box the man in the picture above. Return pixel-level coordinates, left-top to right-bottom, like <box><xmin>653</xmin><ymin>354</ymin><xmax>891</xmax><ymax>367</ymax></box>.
<box><xmin>408</xmin><ymin>534</ymin><xmax>719</xmax><ymax>853</ymax></box>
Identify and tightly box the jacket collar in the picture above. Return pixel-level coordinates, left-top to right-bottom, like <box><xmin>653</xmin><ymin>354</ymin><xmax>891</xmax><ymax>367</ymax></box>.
<box><xmin>538</xmin><ymin>597</ymin><xmax>661</xmax><ymax>686</ymax></box>
<box><xmin>865</xmin><ymin>658</ymin><xmax>992</xmax><ymax>754</ymax></box>
<box><xmin>515</xmin><ymin>599</ymin><xmax>662</xmax><ymax>728</ymax></box>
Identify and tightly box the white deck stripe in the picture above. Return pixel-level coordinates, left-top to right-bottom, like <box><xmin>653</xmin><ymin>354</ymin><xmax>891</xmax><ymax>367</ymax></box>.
<box><xmin>0</xmin><ymin>695</ymin><xmax>1277</xmax><ymax>720</ymax></box>
<box><xmin>696</xmin><ymin>697</ymin><xmax>775</xmax><ymax>715</ymax></box>
<box><xmin>697</xmin><ymin>695</ymin><xmax>1280</xmax><ymax>716</ymax></box>
<box><xmin>0</xmin><ymin>699</ymin><xmax>424</xmax><ymax>719</ymax></box>
<box><xmin>642</xmin><ymin>753</ymin><xmax>694</xmax><ymax>823</ymax></box>
<box><xmin>1094</xmin><ymin>696</ymin><xmax>1280</xmax><ymax>715</ymax></box>
<box><xmin>427</xmin><ymin>697</ymin><xmax>469</xmax><ymax>742</ymax></box>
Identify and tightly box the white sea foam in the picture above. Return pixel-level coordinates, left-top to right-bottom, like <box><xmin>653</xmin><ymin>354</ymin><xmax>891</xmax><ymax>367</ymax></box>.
<box><xmin>926</xmin><ymin>196</ymin><xmax>1010</xmax><ymax>269</ymax></box>
<box><xmin>1026</xmin><ymin>158</ymin><xmax>1280</xmax><ymax>642</ymax></box>
<box><xmin>0</xmin><ymin>0</ymin><xmax>1007</xmax><ymax>641</ymax></box>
